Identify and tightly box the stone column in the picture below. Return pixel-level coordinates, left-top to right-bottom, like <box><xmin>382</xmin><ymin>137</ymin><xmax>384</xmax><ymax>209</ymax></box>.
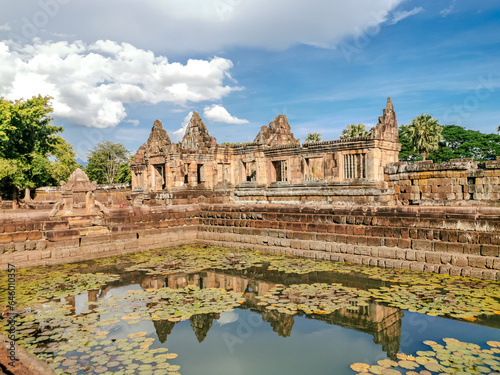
<box><xmin>62</xmin><ymin>191</ymin><xmax>74</xmax><ymax>215</ymax></box>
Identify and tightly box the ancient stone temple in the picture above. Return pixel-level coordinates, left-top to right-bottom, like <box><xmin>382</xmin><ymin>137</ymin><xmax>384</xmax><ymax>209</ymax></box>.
<box><xmin>130</xmin><ymin>98</ymin><xmax>401</xmax><ymax>205</ymax></box>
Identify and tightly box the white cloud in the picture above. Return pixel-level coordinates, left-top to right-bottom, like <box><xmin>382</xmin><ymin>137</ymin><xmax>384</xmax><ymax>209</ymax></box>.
<box><xmin>125</xmin><ymin>119</ymin><xmax>140</xmax><ymax>126</ymax></box>
<box><xmin>203</xmin><ymin>104</ymin><xmax>248</xmax><ymax>124</ymax></box>
<box><xmin>171</xmin><ymin>111</ymin><xmax>193</xmax><ymax>142</ymax></box>
<box><xmin>0</xmin><ymin>23</ymin><xmax>10</xmax><ymax>31</ymax></box>
<box><xmin>0</xmin><ymin>39</ymin><xmax>240</xmax><ymax>128</ymax></box>
<box><xmin>440</xmin><ymin>3</ymin><xmax>455</xmax><ymax>17</ymax></box>
<box><xmin>388</xmin><ymin>7</ymin><xmax>423</xmax><ymax>25</ymax></box>
<box><xmin>2</xmin><ymin>0</ymin><xmax>404</xmax><ymax>53</ymax></box>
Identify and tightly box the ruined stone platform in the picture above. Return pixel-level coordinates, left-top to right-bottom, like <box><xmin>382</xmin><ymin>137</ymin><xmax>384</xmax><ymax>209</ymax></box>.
<box><xmin>0</xmin><ymin>204</ymin><xmax>498</xmax><ymax>281</ymax></box>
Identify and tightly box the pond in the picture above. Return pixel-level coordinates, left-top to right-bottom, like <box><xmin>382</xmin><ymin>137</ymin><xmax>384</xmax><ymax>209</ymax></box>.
<box><xmin>1</xmin><ymin>244</ymin><xmax>499</xmax><ymax>375</ymax></box>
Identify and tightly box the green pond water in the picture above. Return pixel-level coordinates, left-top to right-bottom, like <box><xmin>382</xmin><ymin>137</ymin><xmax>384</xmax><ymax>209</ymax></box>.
<box><xmin>1</xmin><ymin>244</ymin><xmax>500</xmax><ymax>375</ymax></box>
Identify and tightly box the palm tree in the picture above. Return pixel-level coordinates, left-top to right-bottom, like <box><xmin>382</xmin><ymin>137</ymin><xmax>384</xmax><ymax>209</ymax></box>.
<box><xmin>339</xmin><ymin>124</ymin><xmax>369</xmax><ymax>139</ymax></box>
<box><xmin>400</xmin><ymin>114</ymin><xmax>443</xmax><ymax>160</ymax></box>
<box><xmin>497</xmin><ymin>125</ymin><xmax>500</xmax><ymax>134</ymax></box>
<box><xmin>304</xmin><ymin>133</ymin><xmax>322</xmax><ymax>143</ymax></box>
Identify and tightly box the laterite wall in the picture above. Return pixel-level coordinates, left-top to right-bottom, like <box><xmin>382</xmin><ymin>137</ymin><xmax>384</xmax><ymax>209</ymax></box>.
<box><xmin>197</xmin><ymin>204</ymin><xmax>500</xmax><ymax>280</ymax></box>
<box><xmin>1</xmin><ymin>204</ymin><xmax>499</xmax><ymax>281</ymax></box>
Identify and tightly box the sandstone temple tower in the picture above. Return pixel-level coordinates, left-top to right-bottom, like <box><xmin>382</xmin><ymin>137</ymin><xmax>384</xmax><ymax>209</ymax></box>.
<box><xmin>130</xmin><ymin>98</ymin><xmax>401</xmax><ymax>205</ymax></box>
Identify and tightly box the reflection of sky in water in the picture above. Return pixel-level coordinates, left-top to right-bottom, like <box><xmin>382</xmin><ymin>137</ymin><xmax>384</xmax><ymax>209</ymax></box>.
<box><xmin>217</xmin><ymin>311</ymin><xmax>239</xmax><ymax>326</ymax></box>
<box><xmin>161</xmin><ymin>309</ymin><xmax>382</xmax><ymax>375</ymax></box>
<box><xmin>41</xmin><ymin>267</ymin><xmax>500</xmax><ymax>375</ymax></box>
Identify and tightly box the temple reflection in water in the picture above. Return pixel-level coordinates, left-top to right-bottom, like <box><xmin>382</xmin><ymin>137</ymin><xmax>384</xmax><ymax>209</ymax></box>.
<box><xmin>143</xmin><ymin>270</ymin><xmax>403</xmax><ymax>358</ymax></box>
<box><xmin>66</xmin><ymin>266</ymin><xmax>403</xmax><ymax>359</ymax></box>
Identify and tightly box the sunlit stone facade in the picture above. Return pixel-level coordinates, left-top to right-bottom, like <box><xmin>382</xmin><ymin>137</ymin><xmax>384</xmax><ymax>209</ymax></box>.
<box><xmin>130</xmin><ymin>98</ymin><xmax>401</xmax><ymax>202</ymax></box>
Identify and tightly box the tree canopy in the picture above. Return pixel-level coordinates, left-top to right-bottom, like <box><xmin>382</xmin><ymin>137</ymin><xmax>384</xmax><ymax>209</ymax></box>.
<box><xmin>340</xmin><ymin>124</ymin><xmax>369</xmax><ymax>139</ymax></box>
<box><xmin>85</xmin><ymin>141</ymin><xmax>130</xmax><ymax>184</ymax></box>
<box><xmin>304</xmin><ymin>133</ymin><xmax>322</xmax><ymax>143</ymax></box>
<box><xmin>399</xmin><ymin>114</ymin><xmax>442</xmax><ymax>161</ymax></box>
<box><xmin>0</xmin><ymin>96</ymin><xmax>79</xmax><ymax>192</ymax></box>
<box><xmin>399</xmin><ymin>124</ymin><xmax>500</xmax><ymax>162</ymax></box>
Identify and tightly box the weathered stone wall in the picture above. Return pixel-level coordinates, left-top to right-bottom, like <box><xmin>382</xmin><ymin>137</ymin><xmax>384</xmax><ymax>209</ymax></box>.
<box><xmin>197</xmin><ymin>204</ymin><xmax>500</xmax><ymax>280</ymax></box>
<box><xmin>386</xmin><ymin>158</ymin><xmax>500</xmax><ymax>206</ymax></box>
<box><xmin>0</xmin><ymin>205</ymin><xmax>199</xmax><ymax>269</ymax></box>
<box><xmin>1</xmin><ymin>203</ymin><xmax>499</xmax><ymax>281</ymax></box>
<box><xmin>34</xmin><ymin>184</ymin><xmax>132</xmax><ymax>206</ymax></box>
<box><xmin>231</xmin><ymin>182</ymin><xmax>394</xmax><ymax>206</ymax></box>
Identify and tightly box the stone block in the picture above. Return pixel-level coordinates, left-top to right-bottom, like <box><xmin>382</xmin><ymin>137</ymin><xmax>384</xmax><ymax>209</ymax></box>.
<box><xmin>446</xmin><ymin>243</ymin><xmax>464</xmax><ymax>254</ymax></box>
<box><xmin>482</xmin><ymin>270</ymin><xmax>498</xmax><ymax>281</ymax></box>
<box><xmin>27</xmin><ymin>231</ymin><xmax>43</xmax><ymax>241</ymax></box>
<box><xmin>356</xmin><ymin>236</ymin><xmax>367</xmax><ymax>245</ymax></box>
<box><xmin>11</xmin><ymin>232</ymin><xmax>28</xmax><ymax>242</ymax></box>
<box><xmin>463</xmin><ymin>244</ymin><xmax>481</xmax><ymax>255</ymax></box>
<box><xmin>4</xmin><ymin>224</ymin><xmax>16</xmax><ymax>233</ymax></box>
<box><xmin>336</xmin><ymin>234</ymin><xmax>347</xmax><ymax>243</ymax></box>
<box><xmin>397</xmin><ymin>239</ymin><xmax>411</xmax><ymax>249</ymax></box>
<box><xmin>310</xmin><ymin>241</ymin><xmax>326</xmax><ymax>251</ymax></box>
<box><xmin>405</xmin><ymin>250</ymin><xmax>416</xmax><ymax>261</ymax></box>
<box><xmin>36</xmin><ymin>241</ymin><xmax>47</xmax><ymax>250</ymax></box>
<box><xmin>481</xmin><ymin>245</ymin><xmax>499</xmax><ymax>257</ymax></box>
<box><xmin>384</xmin><ymin>238</ymin><xmax>398</xmax><ymax>247</ymax></box>
<box><xmin>449</xmin><ymin>267</ymin><xmax>462</xmax><ymax>276</ymax></box>
<box><xmin>292</xmin><ymin>231</ymin><xmax>315</xmax><ymax>241</ymax></box>
<box><xmin>42</xmin><ymin>221</ymin><xmax>69</xmax><ymax>231</ymax></box>
<box><xmin>317</xmin><ymin>233</ymin><xmax>334</xmax><ymax>242</ymax></box>
<box><xmin>45</xmin><ymin>229</ymin><xmax>80</xmax><ymax>241</ymax></box>
<box><xmin>367</xmin><ymin>237</ymin><xmax>382</xmax><ymax>246</ymax></box>
<box><xmin>470</xmin><ymin>269</ymin><xmax>484</xmax><ymax>279</ymax></box>
<box><xmin>411</xmin><ymin>239</ymin><xmax>432</xmax><ymax>251</ymax></box>
<box><xmin>468</xmin><ymin>256</ymin><xmax>486</xmax><ymax>269</ymax></box>
<box><xmin>439</xmin><ymin>265</ymin><xmax>452</xmax><ymax>275</ymax></box>
<box><xmin>494</xmin><ymin>258</ymin><xmax>500</xmax><ymax>270</ymax></box>
<box><xmin>14</xmin><ymin>243</ymin><xmax>25</xmax><ymax>251</ymax></box>
<box><xmin>423</xmin><ymin>264</ymin><xmax>439</xmax><ymax>273</ymax></box>
<box><xmin>478</xmin><ymin>233</ymin><xmax>491</xmax><ymax>244</ymax></box>
<box><xmin>409</xmin><ymin>262</ymin><xmax>425</xmax><ymax>272</ymax></box>
<box><xmin>441</xmin><ymin>253</ymin><xmax>452</xmax><ymax>264</ymax></box>
<box><xmin>426</xmin><ymin>252</ymin><xmax>441</xmax><ymax>264</ymax></box>
<box><xmin>346</xmin><ymin>235</ymin><xmax>358</xmax><ymax>245</ymax></box>
<box><xmin>451</xmin><ymin>255</ymin><xmax>468</xmax><ymax>267</ymax></box>
<box><xmin>379</xmin><ymin>247</ymin><xmax>396</xmax><ymax>259</ymax></box>
<box><xmin>24</xmin><ymin>241</ymin><xmax>37</xmax><ymax>251</ymax></box>
<box><xmin>434</xmin><ymin>242</ymin><xmax>448</xmax><ymax>252</ymax></box>
<box><xmin>0</xmin><ymin>233</ymin><xmax>12</xmax><ymax>244</ymax></box>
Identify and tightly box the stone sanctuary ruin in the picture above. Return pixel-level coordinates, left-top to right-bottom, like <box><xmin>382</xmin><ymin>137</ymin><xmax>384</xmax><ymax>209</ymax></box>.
<box><xmin>0</xmin><ymin>98</ymin><xmax>499</xmax><ymax>281</ymax></box>
<box><xmin>130</xmin><ymin>98</ymin><xmax>401</xmax><ymax>206</ymax></box>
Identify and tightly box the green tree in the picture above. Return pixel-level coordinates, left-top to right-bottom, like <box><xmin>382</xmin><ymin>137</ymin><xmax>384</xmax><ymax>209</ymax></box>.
<box><xmin>339</xmin><ymin>124</ymin><xmax>369</xmax><ymax>139</ymax></box>
<box><xmin>0</xmin><ymin>96</ymin><xmax>68</xmax><ymax>192</ymax></box>
<box><xmin>400</xmin><ymin>114</ymin><xmax>442</xmax><ymax>161</ymax></box>
<box><xmin>427</xmin><ymin>125</ymin><xmax>500</xmax><ymax>162</ymax></box>
<box><xmin>0</xmin><ymin>95</ymin><xmax>61</xmax><ymax>160</ymax></box>
<box><xmin>86</xmin><ymin>141</ymin><xmax>130</xmax><ymax>184</ymax></box>
<box><xmin>115</xmin><ymin>157</ymin><xmax>132</xmax><ymax>184</ymax></box>
<box><xmin>50</xmin><ymin>136</ymin><xmax>81</xmax><ymax>183</ymax></box>
<box><xmin>304</xmin><ymin>133</ymin><xmax>322</xmax><ymax>143</ymax></box>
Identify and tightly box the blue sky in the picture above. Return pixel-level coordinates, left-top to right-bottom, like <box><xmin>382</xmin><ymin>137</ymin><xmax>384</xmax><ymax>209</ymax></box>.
<box><xmin>0</xmin><ymin>0</ymin><xmax>499</xmax><ymax>160</ymax></box>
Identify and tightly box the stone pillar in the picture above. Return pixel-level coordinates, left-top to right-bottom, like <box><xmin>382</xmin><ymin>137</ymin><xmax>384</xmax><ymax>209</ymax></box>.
<box><xmin>85</xmin><ymin>191</ymin><xmax>99</xmax><ymax>214</ymax></box>
<box><xmin>12</xmin><ymin>187</ymin><xmax>19</xmax><ymax>209</ymax></box>
<box><xmin>62</xmin><ymin>191</ymin><xmax>74</xmax><ymax>215</ymax></box>
<box><xmin>24</xmin><ymin>187</ymin><xmax>31</xmax><ymax>201</ymax></box>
